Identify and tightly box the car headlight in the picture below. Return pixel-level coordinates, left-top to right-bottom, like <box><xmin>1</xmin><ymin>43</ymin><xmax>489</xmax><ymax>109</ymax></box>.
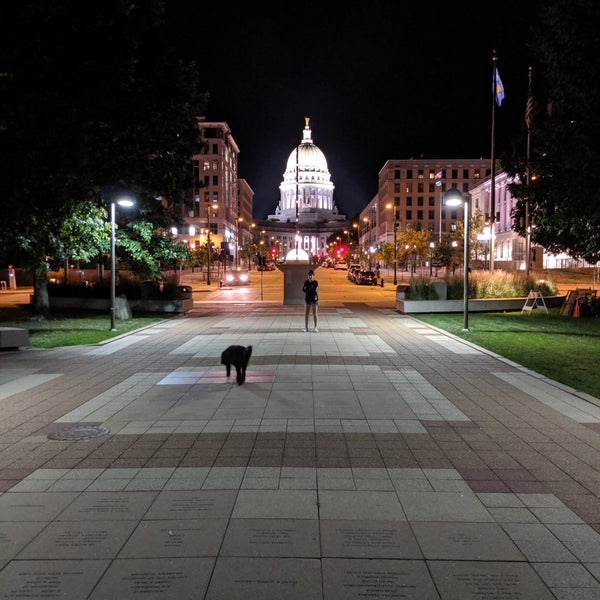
<box><xmin>239</xmin><ymin>274</ymin><xmax>248</xmax><ymax>282</ymax></box>
<box><xmin>226</xmin><ymin>274</ymin><xmax>234</xmax><ymax>282</ymax></box>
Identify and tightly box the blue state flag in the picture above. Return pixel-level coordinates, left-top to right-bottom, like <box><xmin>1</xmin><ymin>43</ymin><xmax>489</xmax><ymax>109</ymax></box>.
<box><xmin>494</xmin><ymin>67</ymin><xmax>505</xmax><ymax>106</ymax></box>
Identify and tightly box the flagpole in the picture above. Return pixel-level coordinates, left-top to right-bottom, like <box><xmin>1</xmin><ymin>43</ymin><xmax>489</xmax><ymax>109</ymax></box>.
<box><xmin>489</xmin><ymin>50</ymin><xmax>498</xmax><ymax>274</ymax></box>
<box><xmin>525</xmin><ymin>66</ymin><xmax>533</xmax><ymax>280</ymax></box>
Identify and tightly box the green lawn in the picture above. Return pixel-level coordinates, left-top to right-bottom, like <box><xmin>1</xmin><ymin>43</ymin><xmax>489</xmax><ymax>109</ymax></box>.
<box><xmin>414</xmin><ymin>309</ymin><xmax>600</xmax><ymax>400</ymax></box>
<box><xmin>0</xmin><ymin>305</ymin><xmax>169</xmax><ymax>348</ymax></box>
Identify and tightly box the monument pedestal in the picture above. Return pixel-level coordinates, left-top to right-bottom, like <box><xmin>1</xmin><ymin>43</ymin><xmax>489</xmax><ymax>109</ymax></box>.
<box><xmin>277</xmin><ymin>262</ymin><xmax>317</xmax><ymax>305</ymax></box>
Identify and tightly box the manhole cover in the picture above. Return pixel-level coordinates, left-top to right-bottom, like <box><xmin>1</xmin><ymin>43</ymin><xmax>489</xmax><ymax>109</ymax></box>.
<box><xmin>48</xmin><ymin>425</ymin><xmax>110</xmax><ymax>441</ymax></box>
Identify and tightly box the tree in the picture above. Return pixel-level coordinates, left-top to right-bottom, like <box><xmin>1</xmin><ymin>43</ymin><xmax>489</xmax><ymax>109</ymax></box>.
<box><xmin>396</xmin><ymin>228</ymin><xmax>433</xmax><ymax>273</ymax></box>
<box><xmin>504</xmin><ymin>0</ymin><xmax>600</xmax><ymax>264</ymax></box>
<box><xmin>0</xmin><ymin>1</ymin><xmax>208</xmax><ymax>316</ymax></box>
<box><xmin>59</xmin><ymin>200</ymin><xmax>111</xmax><ymax>283</ymax></box>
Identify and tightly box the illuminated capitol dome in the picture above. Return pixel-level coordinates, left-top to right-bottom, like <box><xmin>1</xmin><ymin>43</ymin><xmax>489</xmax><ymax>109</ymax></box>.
<box><xmin>268</xmin><ymin>117</ymin><xmax>346</xmax><ymax>225</ymax></box>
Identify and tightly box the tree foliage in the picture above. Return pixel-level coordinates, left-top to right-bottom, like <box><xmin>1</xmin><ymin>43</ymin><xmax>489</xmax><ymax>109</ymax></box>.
<box><xmin>504</xmin><ymin>0</ymin><xmax>600</xmax><ymax>264</ymax></box>
<box><xmin>0</xmin><ymin>1</ymin><xmax>208</xmax><ymax>315</ymax></box>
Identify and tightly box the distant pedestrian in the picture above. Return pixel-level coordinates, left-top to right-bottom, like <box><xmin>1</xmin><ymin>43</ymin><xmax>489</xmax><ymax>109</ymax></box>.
<box><xmin>302</xmin><ymin>269</ymin><xmax>319</xmax><ymax>332</ymax></box>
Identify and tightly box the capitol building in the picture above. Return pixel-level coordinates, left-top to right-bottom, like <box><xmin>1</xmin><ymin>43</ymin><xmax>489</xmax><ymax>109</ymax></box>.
<box><xmin>257</xmin><ymin>118</ymin><xmax>349</xmax><ymax>261</ymax></box>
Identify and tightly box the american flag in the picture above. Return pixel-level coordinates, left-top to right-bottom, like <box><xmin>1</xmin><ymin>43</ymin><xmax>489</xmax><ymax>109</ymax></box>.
<box><xmin>525</xmin><ymin>69</ymin><xmax>534</xmax><ymax>130</ymax></box>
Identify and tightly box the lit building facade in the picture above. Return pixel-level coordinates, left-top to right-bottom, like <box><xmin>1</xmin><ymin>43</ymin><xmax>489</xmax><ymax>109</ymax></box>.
<box><xmin>176</xmin><ymin>118</ymin><xmax>251</xmax><ymax>266</ymax></box>
<box><xmin>359</xmin><ymin>158</ymin><xmax>492</xmax><ymax>261</ymax></box>
<box><xmin>254</xmin><ymin>118</ymin><xmax>349</xmax><ymax>262</ymax></box>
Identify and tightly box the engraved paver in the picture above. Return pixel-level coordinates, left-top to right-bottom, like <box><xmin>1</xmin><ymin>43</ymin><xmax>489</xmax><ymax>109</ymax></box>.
<box><xmin>220</xmin><ymin>518</ymin><xmax>320</xmax><ymax>557</ymax></box>
<box><xmin>17</xmin><ymin>520</ymin><xmax>138</xmax><ymax>559</ymax></box>
<box><xmin>411</xmin><ymin>522</ymin><xmax>525</xmax><ymax>560</ymax></box>
<box><xmin>145</xmin><ymin>490</ymin><xmax>237</xmax><ymax>520</ymax></box>
<box><xmin>322</xmin><ymin>558</ymin><xmax>439</xmax><ymax>599</ymax></box>
<box><xmin>320</xmin><ymin>520</ymin><xmax>421</xmax><ymax>559</ymax></box>
<box><xmin>88</xmin><ymin>557</ymin><xmax>214</xmax><ymax>599</ymax></box>
<box><xmin>207</xmin><ymin>557</ymin><xmax>322</xmax><ymax>599</ymax></box>
<box><xmin>118</xmin><ymin>519</ymin><xmax>228</xmax><ymax>557</ymax></box>
<box><xmin>0</xmin><ymin>492</ymin><xmax>78</xmax><ymax>522</ymax></box>
<box><xmin>57</xmin><ymin>492</ymin><xmax>157</xmax><ymax>521</ymax></box>
<box><xmin>0</xmin><ymin>559</ymin><xmax>109</xmax><ymax>600</ymax></box>
<box><xmin>428</xmin><ymin>561</ymin><xmax>556</xmax><ymax>599</ymax></box>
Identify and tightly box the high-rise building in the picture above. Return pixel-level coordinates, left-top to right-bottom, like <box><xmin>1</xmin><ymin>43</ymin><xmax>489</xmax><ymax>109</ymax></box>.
<box><xmin>177</xmin><ymin>118</ymin><xmax>251</xmax><ymax>267</ymax></box>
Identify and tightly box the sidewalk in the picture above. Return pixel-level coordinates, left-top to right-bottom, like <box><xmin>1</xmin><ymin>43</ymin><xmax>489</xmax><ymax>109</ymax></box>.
<box><xmin>1</xmin><ymin>298</ymin><xmax>599</xmax><ymax>599</ymax></box>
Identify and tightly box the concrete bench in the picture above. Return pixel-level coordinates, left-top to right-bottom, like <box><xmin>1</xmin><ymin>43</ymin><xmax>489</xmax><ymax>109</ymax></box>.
<box><xmin>0</xmin><ymin>327</ymin><xmax>29</xmax><ymax>350</ymax></box>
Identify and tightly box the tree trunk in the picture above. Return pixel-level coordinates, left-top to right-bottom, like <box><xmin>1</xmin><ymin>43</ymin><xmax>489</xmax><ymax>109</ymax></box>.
<box><xmin>30</xmin><ymin>263</ymin><xmax>51</xmax><ymax>319</ymax></box>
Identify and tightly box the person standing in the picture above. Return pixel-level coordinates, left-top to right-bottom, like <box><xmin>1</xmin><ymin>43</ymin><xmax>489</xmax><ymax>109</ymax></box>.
<box><xmin>302</xmin><ymin>269</ymin><xmax>319</xmax><ymax>332</ymax></box>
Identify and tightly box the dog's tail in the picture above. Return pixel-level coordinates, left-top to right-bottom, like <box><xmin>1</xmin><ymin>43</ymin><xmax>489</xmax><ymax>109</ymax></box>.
<box><xmin>245</xmin><ymin>345</ymin><xmax>253</xmax><ymax>366</ymax></box>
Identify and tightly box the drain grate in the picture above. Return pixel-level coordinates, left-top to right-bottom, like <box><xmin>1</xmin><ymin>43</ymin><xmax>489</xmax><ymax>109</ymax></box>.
<box><xmin>47</xmin><ymin>424</ymin><xmax>110</xmax><ymax>441</ymax></box>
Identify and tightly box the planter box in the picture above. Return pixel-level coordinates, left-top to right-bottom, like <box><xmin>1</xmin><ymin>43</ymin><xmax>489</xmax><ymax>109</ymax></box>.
<box><xmin>47</xmin><ymin>297</ymin><xmax>193</xmax><ymax>314</ymax></box>
<box><xmin>0</xmin><ymin>327</ymin><xmax>29</xmax><ymax>349</ymax></box>
<box><xmin>396</xmin><ymin>295</ymin><xmax>566</xmax><ymax>314</ymax></box>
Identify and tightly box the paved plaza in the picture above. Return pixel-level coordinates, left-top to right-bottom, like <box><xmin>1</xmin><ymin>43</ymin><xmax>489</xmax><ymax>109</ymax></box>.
<box><xmin>1</xmin><ymin>289</ymin><xmax>600</xmax><ymax>598</ymax></box>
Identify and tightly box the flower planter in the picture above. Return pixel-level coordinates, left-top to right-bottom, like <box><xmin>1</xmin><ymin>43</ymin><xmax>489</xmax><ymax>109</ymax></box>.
<box><xmin>396</xmin><ymin>294</ymin><xmax>566</xmax><ymax>314</ymax></box>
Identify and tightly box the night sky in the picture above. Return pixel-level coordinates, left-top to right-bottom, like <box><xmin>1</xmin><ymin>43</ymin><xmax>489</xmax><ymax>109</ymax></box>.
<box><xmin>166</xmin><ymin>1</ymin><xmax>543</xmax><ymax>219</ymax></box>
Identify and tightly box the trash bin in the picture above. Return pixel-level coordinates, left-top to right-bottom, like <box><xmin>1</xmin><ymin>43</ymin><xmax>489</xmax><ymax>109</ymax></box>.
<box><xmin>178</xmin><ymin>285</ymin><xmax>193</xmax><ymax>299</ymax></box>
<box><xmin>396</xmin><ymin>285</ymin><xmax>410</xmax><ymax>300</ymax></box>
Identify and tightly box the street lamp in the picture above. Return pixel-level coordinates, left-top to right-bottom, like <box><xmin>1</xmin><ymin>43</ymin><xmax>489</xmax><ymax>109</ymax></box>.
<box><xmin>445</xmin><ymin>188</ymin><xmax>469</xmax><ymax>331</ymax></box>
<box><xmin>110</xmin><ymin>197</ymin><xmax>135</xmax><ymax>331</ymax></box>
<box><xmin>386</xmin><ymin>204</ymin><xmax>399</xmax><ymax>285</ymax></box>
<box><xmin>206</xmin><ymin>202</ymin><xmax>218</xmax><ymax>285</ymax></box>
<box><xmin>236</xmin><ymin>217</ymin><xmax>243</xmax><ymax>269</ymax></box>
<box><xmin>429</xmin><ymin>242</ymin><xmax>435</xmax><ymax>276</ymax></box>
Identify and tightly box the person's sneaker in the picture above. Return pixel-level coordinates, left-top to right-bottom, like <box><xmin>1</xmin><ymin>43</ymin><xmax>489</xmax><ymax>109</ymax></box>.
<box><xmin>302</xmin><ymin>327</ymin><xmax>307</xmax><ymax>332</ymax></box>
<box><xmin>314</xmin><ymin>327</ymin><xmax>319</xmax><ymax>333</ymax></box>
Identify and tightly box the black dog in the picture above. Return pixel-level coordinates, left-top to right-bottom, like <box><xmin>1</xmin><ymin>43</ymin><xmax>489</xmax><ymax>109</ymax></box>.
<box><xmin>221</xmin><ymin>345</ymin><xmax>253</xmax><ymax>385</ymax></box>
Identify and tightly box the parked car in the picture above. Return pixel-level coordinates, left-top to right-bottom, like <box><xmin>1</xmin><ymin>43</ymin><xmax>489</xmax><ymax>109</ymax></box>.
<box><xmin>355</xmin><ymin>270</ymin><xmax>377</xmax><ymax>286</ymax></box>
<box><xmin>224</xmin><ymin>269</ymin><xmax>250</xmax><ymax>285</ymax></box>
<box><xmin>334</xmin><ymin>262</ymin><xmax>348</xmax><ymax>270</ymax></box>
<box><xmin>348</xmin><ymin>264</ymin><xmax>362</xmax><ymax>281</ymax></box>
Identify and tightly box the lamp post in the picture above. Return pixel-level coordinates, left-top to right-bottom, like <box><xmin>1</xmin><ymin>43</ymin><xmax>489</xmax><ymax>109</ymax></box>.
<box><xmin>236</xmin><ymin>218</ymin><xmax>243</xmax><ymax>269</ymax></box>
<box><xmin>385</xmin><ymin>204</ymin><xmax>399</xmax><ymax>285</ymax></box>
<box><xmin>429</xmin><ymin>242</ymin><xmax>435</xmax><ymax>276</ymax></box>
<box><xmin>110</xmin><ymin>197</ymin><xmax>135</xmax><ymax>331</ymax></box>
<box><xmin>445</xmin><ymin>188</ymin><xmax>469</xmax><ymax>331</ymax></box>
<box><xmin>206</xmin><ymin>202</ymin><xmax>218</xmax><ymax>285</ymax></box>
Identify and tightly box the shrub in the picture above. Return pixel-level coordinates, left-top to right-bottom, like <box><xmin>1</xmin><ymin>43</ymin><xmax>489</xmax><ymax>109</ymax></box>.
<box><xmin>443</xmin><ymin>270</ymin><xmax>557</xmax><ymax>299</ymax></box>
<box><xmin>409</xmin><ymin>275</ymin><xmax>440</xmax><ymax>300</ymax></box>
<box><xmin>47</xmin><ymin>274</ymin><xmax>188</xmax><ymax>301</ymax></box>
